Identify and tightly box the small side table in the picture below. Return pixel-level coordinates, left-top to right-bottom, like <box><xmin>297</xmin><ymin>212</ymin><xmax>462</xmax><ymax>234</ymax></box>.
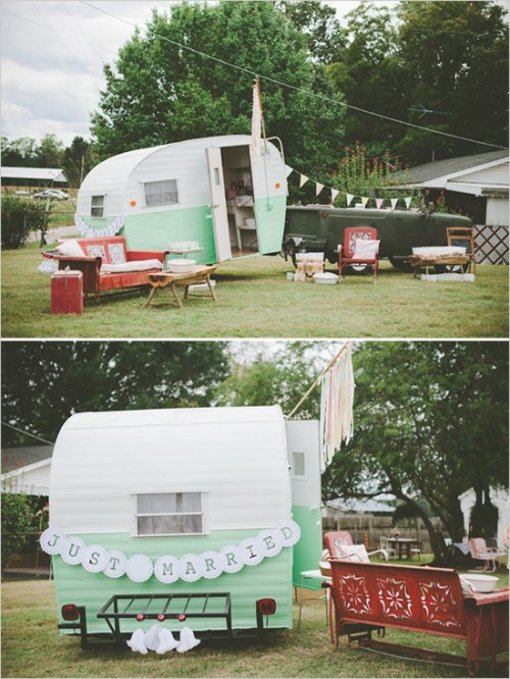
<box><xmin>167</xmin><ymin>245</ymin><xmax>203</xmax><ymax>265</ymax></box>
<box><xmin>144</xmin><ymin>266</ymin><xmax>217</xmax><ymax>309</ymax></box>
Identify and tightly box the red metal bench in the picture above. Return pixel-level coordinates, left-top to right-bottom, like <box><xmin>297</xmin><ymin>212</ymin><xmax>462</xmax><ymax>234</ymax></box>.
<box><xmin>43</xmin><ymin>236</ymin><xmax>167</xmax><ymax>303</ymax></box>
<box><xmin>328</xmin><ymin>560</ymin><xmax>508</xmax><ymax>676</ymax></box>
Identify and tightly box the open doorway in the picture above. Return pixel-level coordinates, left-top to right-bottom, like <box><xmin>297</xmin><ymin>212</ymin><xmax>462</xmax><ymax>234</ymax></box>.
<box><xmin>221</xmin><ymin>146</ymin><xmax>258</xmax><ymax>256</ymax></box>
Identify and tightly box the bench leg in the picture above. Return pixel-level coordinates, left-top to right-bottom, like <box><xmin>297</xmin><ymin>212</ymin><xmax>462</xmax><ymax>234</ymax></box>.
<box><xmin>144</xmin><ymin>286</ymin><xmax>158</xmax><ymax>308</ymax></box>
<box><xmin>170</xmin><ymin>283</ymin><xmax>183</xmax><ymax>308</ymax></box>
<box><xmin>206</xmin><ymin>276</ymin><xmax>217</xmax><ymax>301</ymax></box>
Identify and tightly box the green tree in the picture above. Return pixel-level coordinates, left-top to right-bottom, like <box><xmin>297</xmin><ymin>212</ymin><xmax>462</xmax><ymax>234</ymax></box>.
<box><xmin>90</xmin><ymin>1</ymin><xmax>345</xmax><ymax>180</ymax></box>
<box><xmin>1</xmin><ymin>342</ymin><xmax>230</xmax><ymax>447</ymax></box>
<box><xmin>1</xmin><ymin>194</ymin><xmax>49</xmax><ymax>249</ymax></box>
<box><xmin>62</xmin><ymin>136</ymin><xmax>97</xmax><ymax>188</ymax></box>
<box><xmin>326</xmin><ymin>2</ymin><xmax>403</xmax><ymax>158</ymax></box>
<box><xmin>322</xmin><ymin>342</ymin><xmax>509</xmax><ymax>564</ymax></box>
<box><xmin>36</xmin><ymin>134</ymin><xmax>64</xmax><ymax>168</ymax></box>
<box><xmin>277</xmin><ymin>0</ymin><xmax>346</xmax><ymax>64</ymax></box>
<box><xmin>215</xmin><ymin>341</ymin><xmax>339</xmax><ymax>419</ymax></box>
<box><xmin>397</xmin><ymin>0</ymin><xmax>509</xmax><ymax>161</ymax></box>
<box><xmin>0</xmin><ymin>136</ymin><xmax>39</xmax><ymax>167</ymax></box>
<box><xmin>1</xmin><ymin>492</ymin><xmax>33</xmax><ymax>571</ymax></box>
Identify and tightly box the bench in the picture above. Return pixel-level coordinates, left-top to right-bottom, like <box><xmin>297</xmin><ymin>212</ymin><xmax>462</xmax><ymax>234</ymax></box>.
<box><xmin>328</xmin><ymin>560</ymin><xmax>508</xmax><ymax>676</ymax></box>
<box><xmin>43</xmin><ymin>236</ymin><xmax>167</xmax><ymax>303</ymax></box>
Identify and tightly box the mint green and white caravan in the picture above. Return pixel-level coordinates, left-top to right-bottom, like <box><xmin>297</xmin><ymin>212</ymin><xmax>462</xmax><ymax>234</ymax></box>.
<box><xmin>43</xmin><ymin>406</ymin><xmax>321</xmax><ymax>647</ymax></box>
<box><xmin>75</xmin><ymin>135</ymin><xmax>287</xmax><ymax>264</ymax></box>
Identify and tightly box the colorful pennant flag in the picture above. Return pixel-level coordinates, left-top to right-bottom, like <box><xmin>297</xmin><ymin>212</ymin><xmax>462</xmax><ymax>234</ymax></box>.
<box><xmin>346</xmin><ymin>193</ymin><xmax>354</xmax><ymax>206</ymax></box>
<box><xmin>361</xmin><ymin>197</ymin><xmax>369</xmax><ymax>208</ymax></box>
<box><xmin>331</xmin><ymin>188</ymin><xmax>339</xmax><ymax>204</ymax></box>
<box><xmin>316</xmin><ymin>182</ymin><xmax>325</xmax><ymax>196</ymax></box>
<box><xmin>405</xmin><ymin>196</ymin><xmax>412</xmax><ymax>208</ymax></box>
<box><xmin>285</xmin><ymin>165</ymin><xmax>294</xmax><ymax>178</ymax></box>
<box><xmin>390</xmin><ymin>198</ymin><xmax>398</xmax><ymax>209</ymax></box>
<box><xmin>376</xmin><ymin>198</ymin><xmax>384</xmax><ymax>209</ymax></box>
<box><xmin>299</xmin><ymin>174</ymin><xmax>309</xmax><ymax>188</ymax></box>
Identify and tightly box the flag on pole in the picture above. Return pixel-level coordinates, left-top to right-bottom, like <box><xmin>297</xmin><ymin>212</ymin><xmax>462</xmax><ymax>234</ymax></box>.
<box><xmin>316</xmin><ymin>182</ymin><xmax>325</xmax><ymax>196</ymax></box>
<box><xmin>319</xmin><ymin>344</ymin><xmax>355</xmax><ymax>470</ymax></box>
<box><xmin>299</xmin><ymin>174</ymin><xmax>309</xmax><ymax>188</ymax></box>
<box><xmin>251</xmin><ymin>78</ymin><xmax>263</xmax><ymax>154</ymax></box>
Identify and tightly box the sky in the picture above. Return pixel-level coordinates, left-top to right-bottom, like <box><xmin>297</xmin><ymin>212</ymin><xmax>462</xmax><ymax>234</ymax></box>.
<box><xmin>0</xmin><ymin>0</ymin><xmax>392</xmax><ymax>146</ymax></box>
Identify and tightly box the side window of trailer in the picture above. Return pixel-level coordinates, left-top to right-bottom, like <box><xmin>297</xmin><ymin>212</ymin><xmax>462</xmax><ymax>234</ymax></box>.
<box><xmin>135</xmin><ymin>492</ymin><xmax>204</xmax><ymax>536</ymax></box>
<box><xmin>91</xmin><ymin>195</ymin><xmax>105</xmax><ymax>217</ymax></box>
<box><xmin>143</xmin><ymin>179</ymin><xmax>179</xmax><ymax>207</ymax></box>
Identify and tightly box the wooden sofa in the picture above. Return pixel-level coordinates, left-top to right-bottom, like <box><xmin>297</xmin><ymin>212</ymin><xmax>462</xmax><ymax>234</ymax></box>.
<box><xmin>44</xmin><ymin>236</ymin><xmax>168</xmax><ymax>303</ymax></box>
<box><xmin>328</xmin><ymin>559</ymin><xmax>508</xmax><ymax>676</ymax></box>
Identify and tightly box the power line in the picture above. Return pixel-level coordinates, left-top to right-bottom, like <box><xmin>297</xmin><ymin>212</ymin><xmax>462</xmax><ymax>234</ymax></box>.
<box><xmin>78</xmin><ymin>0</ymin><xmax>507</xmax><ymax>150</ymax></box>
<box><xmin>2</xmin><ymin>421</ymin><xmax>54</xmax><ymax>446</ymax></box>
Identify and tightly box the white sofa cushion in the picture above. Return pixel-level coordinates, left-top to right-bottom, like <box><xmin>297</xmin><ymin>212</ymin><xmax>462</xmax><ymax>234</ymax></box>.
<box><xmin>56</xmin><ymin>239</ymin><xmax>85</xmax><ymax>257</ymax></box>
<box><xmin>101</xmin><ymin>259</ymin><xmax>162</xmax><ymax>274</ymax></box>
<box><xmin>412</xmin><ymin>246</ymin><xmax>466</xmax><ymax>257</ymax></box>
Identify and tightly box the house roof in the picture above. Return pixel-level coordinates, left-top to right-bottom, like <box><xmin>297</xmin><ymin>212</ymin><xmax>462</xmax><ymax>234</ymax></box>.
<box><xmin>405</xmin><ymin>150</ymin><xmax>508</xmax><ymax>184</ymax></box>
<box><xmin>1</xmin><ymin>445</ymin><xmax>54</xmax><ymax>473</ymax></box>
<box><xmin>326</xmin><ymin>498</ymin><xmax>395</xmax><ymax>514</ymax></box>
<box><xmin>1</xmin><ymin>167</ymin><xmax>68</xmax><ymax>183</ymax></box>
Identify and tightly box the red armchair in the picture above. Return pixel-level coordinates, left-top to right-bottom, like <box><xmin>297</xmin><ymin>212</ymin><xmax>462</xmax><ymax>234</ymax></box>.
<box><xmin>338</xmin><ymin>227</ymin><xmax>380</xmax><ymax>282</ymax></box>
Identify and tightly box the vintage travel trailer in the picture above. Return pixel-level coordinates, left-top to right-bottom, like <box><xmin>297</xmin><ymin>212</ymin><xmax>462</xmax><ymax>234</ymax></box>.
<box><xmin>75</xmin><ymin>135</ymin><xmax>287</xmax><ymax>264</ymax></box>
<box><xmin>44</xmin><ymin>406</ymin><xmax>321</xmax><ymax>645</ymax></box>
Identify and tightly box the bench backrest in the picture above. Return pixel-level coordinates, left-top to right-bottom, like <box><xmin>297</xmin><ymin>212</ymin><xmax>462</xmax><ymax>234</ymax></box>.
<box><xmin>77</xmin><ymin>236</ymin><xmax>127</xmax><ymax>265</ymax></box>
<box><xmin>329</xmin><ymin>560</ymin><xmax>467</xmax><ymax>638</ymax></box>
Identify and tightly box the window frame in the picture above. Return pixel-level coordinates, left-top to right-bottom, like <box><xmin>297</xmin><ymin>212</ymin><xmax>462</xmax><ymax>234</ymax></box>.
<box><xmin>143</xmin><ymin>178</ymin><xmax>179</xmax><ymax>208</ymax></box>
<box><xmin>132</xmin><ymin>491</ymin><xmax>206</xmax><ymax>537</ymax></box>
<box><xmin>90</xmin><ymin>194</ymin><xmax>105</xmax><ymax>218</ymax></box>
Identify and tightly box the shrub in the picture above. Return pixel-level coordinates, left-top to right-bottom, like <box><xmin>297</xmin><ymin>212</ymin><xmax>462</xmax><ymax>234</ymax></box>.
<box><xmin>1</xmin><ymin>194</ymin><xmax>49</xmax><ymax>249</ymax></box>
<box><xmin>1</xmin><ymin>492</ymin><xmax>34</xmax><ymax>571</ymax></box>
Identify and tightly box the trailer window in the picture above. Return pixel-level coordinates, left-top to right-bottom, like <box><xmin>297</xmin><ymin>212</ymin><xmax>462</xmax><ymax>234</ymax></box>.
<box><xmin>135</xmin><ymin>492</ymin><xmax>203</xmax><ymax>536</ymax></box>
<box><xmin>91</xmin><ymin>195</ymin><xmax>105</xmax><ymax>217</ymax></box>
<box><xmin>291</xmin><ymin>451</ymin><xmax>306</xmax><ymax>478</ymax></box>
<box><xmin>144</xmin><ymin>179</ymin><xmax>178</xmax><ymax>207</ymax></box>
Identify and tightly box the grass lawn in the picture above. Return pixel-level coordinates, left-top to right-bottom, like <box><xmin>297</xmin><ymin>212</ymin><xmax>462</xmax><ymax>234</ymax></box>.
<box><xmin>3</xmin><ymin>576</ymin><xmax>507</xmax><ymax>678</ymax></box>
<box><xmin>2</xmin><ymin>245</ymin><xmax>508</xmax><ymax>338</ymax></box>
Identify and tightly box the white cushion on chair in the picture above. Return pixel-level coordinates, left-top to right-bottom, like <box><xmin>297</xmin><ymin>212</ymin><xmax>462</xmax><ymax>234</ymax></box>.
<box><xmin>337</xmin><ymin>544</ymin><xmax>370</xmax><ymax>562</ymax></box>
<box><xmin>352</xmin><ymin>239</ymin><xmax>380</xmax><ymax>259</ymax></box>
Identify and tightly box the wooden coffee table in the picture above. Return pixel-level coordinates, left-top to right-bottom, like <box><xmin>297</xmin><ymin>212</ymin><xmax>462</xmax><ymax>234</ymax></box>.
<box><xmin>410</xmin><ymin>255</ymin><xmax>471</xmax><ymax>278</ymax></box>
<box><xmin>144</xmin><ymin>266</ymin><xmax>217</xmax><ymax>308</ymax></box>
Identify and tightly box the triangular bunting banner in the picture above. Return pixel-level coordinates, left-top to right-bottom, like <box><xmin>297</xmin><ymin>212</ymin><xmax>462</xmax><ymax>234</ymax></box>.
<box><xmin>405</xmin><ymin>196</ymin><xmax>412</xmax><ymax>208</ymax></box>
<box><xmin>299</xmin><ymin>174</ymin><xmax>309</xmax><ymax>188</ymax></box>
<box><xmin>331</xmin><ymin>189</ymin><xmax>339</xmax><ymax>204</ymax></box>
<box><xmin>285</xmin><ymin>165</ymin><xmax>294</xmax><ymax>178</ymax></box>
<box><xmin>346</xmin><ymin>193</ymin><xmax>354</xmax><ymax>207</ymax></box>
<box><xmin>316</xmin><ymin>182</ymin><xmax>325</xmax><ymax>196</ymax></box>
<box><xmin>375</xmin><ymin>198</ymin><xmax>384</xmax><ymax>209</ymax></box>
<box><xmin>390</xmin><ymin>198</ymin><xmax>398</xmax><ymax>209</ymax></box>
<box><xmin>361</xmin><ymin>197</ymin><xmax>369</xmax><ymax>208</ymax></box>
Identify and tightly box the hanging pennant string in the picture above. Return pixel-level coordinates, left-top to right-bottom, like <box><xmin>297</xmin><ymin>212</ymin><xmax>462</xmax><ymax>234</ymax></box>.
<box><xmin>285</xmin><ymin>342</ymin><xmax>351</xmax><ymax>420</ymax></box>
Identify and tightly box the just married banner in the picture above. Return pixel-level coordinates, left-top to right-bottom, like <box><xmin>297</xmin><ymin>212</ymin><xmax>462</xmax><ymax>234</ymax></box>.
<box><xmin>40</xmin><ymin>519</ymin><xmax>301</xmax><ymax>584</ymax></box>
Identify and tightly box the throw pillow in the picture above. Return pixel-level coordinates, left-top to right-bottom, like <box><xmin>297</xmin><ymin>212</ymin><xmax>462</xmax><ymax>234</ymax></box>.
<box><xmin>56</xmin><ymin>239</ymin><xmax>85</xmax><ymax>258</ymax></box>
<box><xmin>353</xmin><ymin>239</ymin><xmax>380</xmax><ymax>259</ymax></box>
<box><xmin>85</xmin><ymin>244</ymin><xmax>106</xmax><ymax>260</ymax></box>
<box><xmin>337</xmin><ymin>544</ymin><xmax>370</xmax><ymax>562</ymax></box>
<box><xmin>108</xmin><ymin>242</ymin><xmax>126</xmax><ymax>264</ymax></box>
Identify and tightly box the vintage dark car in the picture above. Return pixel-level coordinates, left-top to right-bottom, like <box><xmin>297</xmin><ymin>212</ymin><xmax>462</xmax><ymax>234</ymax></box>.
<box><xmin>282</xmin><ymin>205</ymin><xmax>473</xmax><ymax>270</ymax></box>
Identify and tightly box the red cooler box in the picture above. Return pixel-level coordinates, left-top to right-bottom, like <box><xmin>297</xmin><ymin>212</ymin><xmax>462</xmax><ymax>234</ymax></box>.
<box><xmin>51</xmin><ymin>270</ymin><xmax>84</xmax><ymax>314</ymax></box>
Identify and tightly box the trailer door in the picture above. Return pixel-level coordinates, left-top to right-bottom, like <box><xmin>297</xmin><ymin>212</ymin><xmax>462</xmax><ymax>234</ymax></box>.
<box><xmin>285</xmin><ymin>420</ymin><xmax>322</xmax><ymax>587</ymax></box>
<box><xmin>206</xmin><ymin>147</ymin><xmax>232</xmax><ymax>262</ymax></box>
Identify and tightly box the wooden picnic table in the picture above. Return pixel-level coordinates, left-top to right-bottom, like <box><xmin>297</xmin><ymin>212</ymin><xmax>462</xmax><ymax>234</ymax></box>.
<box><xmin>410</xmin><ymin>254</ymin><xmax>471</xmax><ymax>278</ymax></box>
<box><xmin>144</xmin><ymin>265</ymin><xmax>217</xmax><ymax>309</ymax></box>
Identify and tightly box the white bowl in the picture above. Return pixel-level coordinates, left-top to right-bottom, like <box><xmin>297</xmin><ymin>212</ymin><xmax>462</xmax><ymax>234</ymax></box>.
<box><xmin>167</xmin><ymin>259</ymin><xmax>196</xmax><ymax>273</ymax></box>
<box><xmin>313</xmin><ymin>272</ymin><xmax>338</xmax><ymax>285</ymax></box>
<box><xmin>460</xmin><ymin>573</ymin><xmax>499</xmax><ymax>593</ymax></box>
